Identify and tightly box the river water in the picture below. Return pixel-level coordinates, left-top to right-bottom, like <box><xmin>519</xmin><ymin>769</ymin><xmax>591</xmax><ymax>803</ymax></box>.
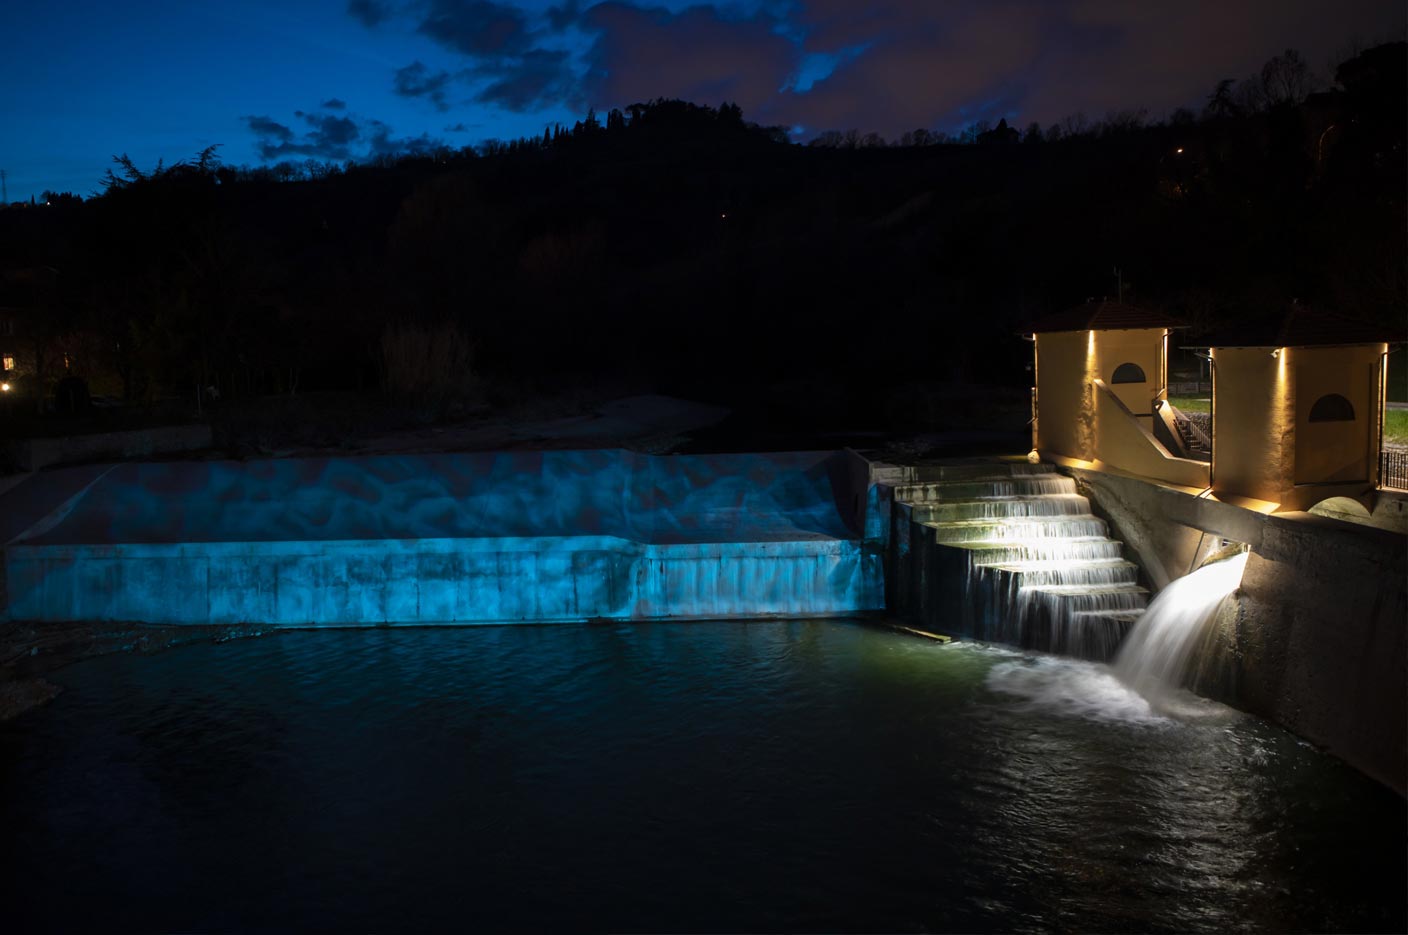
<box><xmin>2</xmin><ymin>621</ymin><xmax>1403</xmax><ymax>933</ymax></box>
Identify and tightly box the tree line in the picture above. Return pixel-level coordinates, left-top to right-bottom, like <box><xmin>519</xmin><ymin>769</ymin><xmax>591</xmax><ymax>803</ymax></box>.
<box><xmin>0</xmin><ymin>43</ymin><xmax>1400</xmax><ymax>431</ymax></box>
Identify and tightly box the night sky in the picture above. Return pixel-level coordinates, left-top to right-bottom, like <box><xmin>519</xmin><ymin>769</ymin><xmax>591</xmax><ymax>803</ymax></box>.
<box><xmin>3</xmin><ymin>0</ymin><xmax>1403</xmax><ymax>201</ymax></box>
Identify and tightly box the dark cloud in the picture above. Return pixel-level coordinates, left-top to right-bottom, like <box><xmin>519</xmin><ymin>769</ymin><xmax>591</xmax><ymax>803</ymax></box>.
<box><xmin>417</xmin><ymin>0</ymin><xmax>533</xmax><ymax>57</ymax></box>
<box><xmin>346</xmin><ymin>0</ymin><xmax>1405</xmax><ymax>135</ymax></box>
<box><xmin>347</xmin><ymin>0</ymin><xmax>393</xmax><ymax>28</ymax></box>
<box><xmin>366</xmin><ymin>120</ymin><xmax>444</xmax><ymax>157</ymax></box>
<box><xmin>546</xmin><ymin>0</ymin><xmax>583</xmax><ymax>32</ymax></box>
<box><xmin>394</xmin><ymin>61</ymin><xmax>454</xmax><ymax>111</ymax></box>
<box><xmin>778</xmin><ymin>0</ymin><xmax>1405</xmax><ymax>135</ymax></box>
<box><xmin>582</xmin><ymin>3</ymin><xmax>796</xmax><ymax>114</ymax></box>
<box><xmin>321</xmin><ymin>98</ymin><xmax>348</xmax><ymax>110</ymax></box>
<box><xmin>245</xmin><ymin>115</ymin><xmax>294</xmax><ymax>143</ymax></box>
<box><xmin>469</xmin><ymin>49</ymin><xmax>582</xmax><ymax>111</ymax></box>
<box><xmin>246</xmin><ymin>107</ymin><xmax>445</xmax><ymax>162</ymax></box>
<box><xmin>444</xmin><ymin>122</ymin><xmax>479</xmax><ymax>132</ymax></box>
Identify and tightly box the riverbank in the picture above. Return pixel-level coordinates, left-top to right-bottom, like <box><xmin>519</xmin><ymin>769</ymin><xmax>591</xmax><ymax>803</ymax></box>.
<box><xmin>0</xmin><ymin>620</ymin><xmax>274</xmax><ymax>720</ymax></box>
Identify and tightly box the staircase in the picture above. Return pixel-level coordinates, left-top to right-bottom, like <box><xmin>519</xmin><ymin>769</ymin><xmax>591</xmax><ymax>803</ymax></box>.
<box><xmin>1171</xmin><ymin>407</ymin><xmax>1211</xmax><ymax>461</ymax></box>
<box><xmin>888</xmin><ymin>462</ymin><xmax>1147</xmax><ymax>661</ymax></box>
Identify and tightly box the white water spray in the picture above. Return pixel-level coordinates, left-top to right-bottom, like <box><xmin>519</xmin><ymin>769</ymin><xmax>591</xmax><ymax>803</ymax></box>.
<box><xmin>1113</xmin><ymin>551</ymin><xmax>1249</xmax><ymax>705</ymax></box>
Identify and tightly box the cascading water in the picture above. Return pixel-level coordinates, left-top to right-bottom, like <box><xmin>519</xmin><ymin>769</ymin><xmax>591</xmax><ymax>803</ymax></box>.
<box><xmin>1112</xmin><ymin>550</ymin><xmax>1249</xmax><ymax>706</ymax></box>
<box><xmin>986</xmin><ymin>550</ymin><xmax>1248</xmax><ymax>725</ymax></box>
<box><xmin>896</xmin><ymin>464</ymin><xmax>1150</xmax><ymax>660</ymax></box>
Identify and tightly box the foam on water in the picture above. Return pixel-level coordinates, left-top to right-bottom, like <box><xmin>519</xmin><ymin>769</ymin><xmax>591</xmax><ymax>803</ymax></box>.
<box><xmin>985</xmin><ymin>655</ymin><xmax>1237</xmax><ymax>725</ymax></box>
<box><xmin>986</xmin><ymin>657</ymin><xmax>1166</xmax><ymax>724</ymax></box>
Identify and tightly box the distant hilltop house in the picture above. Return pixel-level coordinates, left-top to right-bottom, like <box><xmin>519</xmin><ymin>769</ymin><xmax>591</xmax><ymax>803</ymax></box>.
<box><xmin>0</xmin><ymin>266</ymin><xmax>60</xmax><ymax>401</ymax></box>
<box><xmin>1026</xmin><ymin>299</ymin><xmax>1402</xmax><ymax>514</ymax></box>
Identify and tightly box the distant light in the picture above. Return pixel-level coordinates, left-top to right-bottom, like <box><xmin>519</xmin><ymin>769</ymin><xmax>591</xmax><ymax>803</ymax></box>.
<box><xmin>1175</xmin><ymin>147</ymin><xmax>1184</xmax><ymax>154</ymax></box>
<box><xmin>720</xmin><ymin>213</ymin><xmax>727</xmax><ymax>219</ymax></box>
<box><xmin>1</xmin><ymin>382</ymin><xmax>10</xmax><ymax>392</ymax></box>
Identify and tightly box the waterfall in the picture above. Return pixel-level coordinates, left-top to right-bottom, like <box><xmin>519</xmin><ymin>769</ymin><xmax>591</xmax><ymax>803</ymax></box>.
<box><xmin>895</xmin><ymin>464</ymin><xmax>1149</xmax><ymax>660</ymax></box>
<box><xmin>1113</xmin><ymin>551</ymin><xmax>1248</xmax><ymax>704</ymax></box>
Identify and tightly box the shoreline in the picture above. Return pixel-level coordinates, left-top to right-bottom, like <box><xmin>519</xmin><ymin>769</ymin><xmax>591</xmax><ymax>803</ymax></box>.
<box><xmin>0</xmin><ymin>620</ymin><xmax>275</xmax><ymax>721</ymax></box>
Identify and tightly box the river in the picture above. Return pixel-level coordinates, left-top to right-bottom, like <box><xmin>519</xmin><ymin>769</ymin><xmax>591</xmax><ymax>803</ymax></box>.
<box><xmin>2</xmin><ymin>620</ymin><xmax>1402</xmax><ymax>932</ymax></box>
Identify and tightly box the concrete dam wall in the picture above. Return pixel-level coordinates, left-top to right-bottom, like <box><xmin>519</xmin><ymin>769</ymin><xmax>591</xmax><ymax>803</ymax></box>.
<box><xmin>1066</xmin><ymin>467</ymin><xmax>1407</xmax><ymax>793</ymax></box>
<box><xmin>1</xmin><ymin>450</ymin><xmax>883</xmax><ymax>625</ymax></box>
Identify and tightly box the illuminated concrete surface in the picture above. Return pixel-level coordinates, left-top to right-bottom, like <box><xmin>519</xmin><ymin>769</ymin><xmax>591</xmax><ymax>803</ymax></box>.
<box><xmin>1</xmin><ymin>450</ymin><xmax>882</xmax><ymax>625</ymax></box>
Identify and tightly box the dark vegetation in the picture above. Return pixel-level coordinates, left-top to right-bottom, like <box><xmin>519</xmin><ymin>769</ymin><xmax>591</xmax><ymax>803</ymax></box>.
<box><xmin>1</xmin><ymin>43</ymin><xmax>1402</xmax><ymax>445</ymax></box>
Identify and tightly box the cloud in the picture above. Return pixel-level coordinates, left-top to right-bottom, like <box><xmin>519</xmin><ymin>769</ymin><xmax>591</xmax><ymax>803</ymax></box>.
<box><xmin>417</xmin><ymin>0</ymin><xmax>534</xmax><ymax>57</ymax></box>
<box><xmin>776</xmin><ymin>0</ymin><xmax>1406</xmax><ymax>135</ymax></box>
<box><xmin>347</xmin><ymin>0</ymin><xmax>393</xmax><ymax>28</ymax></box>
<box><xmin>394</xmin><ymin>61</ymin><xmax>454</xmax><ymax>111</ymax></box>
<box><xmin>321</xmin><ymin>98</ymin><xmax>348</xmax><ymax>110</ymax></box>
<box><xmin>245</xmin><ymin>107</ymin><xmax>445</xmax><ymax>162</ymax></box>
<box><xmin>774</xmin><ymin>1</ymin><xmax>1051</xmax><ymax>133</ymax></box>
<box><xmin>444</xmin><ymin>122</ymin><xmax>480</xmax><ymax>132</ymax></box>
<box><xmin>582</xmin><ymin>3</ymin><xmax>797</xmax><ymax>114</ymax></box>
<box><xmin>469</xmin><ymin>49</ymin><xmax>583</xmax><ymax>111</ymax></box>
<box><xmin>245</xmin><ymin>115</ymin><xmax>294</xmax><ymax>144</ymax></box>
<box><xmin>546</xmin><ymin>0</ymin><xmax>583</xmax><ymax>32</ymax></box>
<box><xmin>365</xmin><ymin>120</ymin><xmax>444</xmax><ymax>157</ymax></box>
<box><xmin>345</xmin><ymin>0</ymin><xmax>1406</xmax><ymax>135</ymax></box>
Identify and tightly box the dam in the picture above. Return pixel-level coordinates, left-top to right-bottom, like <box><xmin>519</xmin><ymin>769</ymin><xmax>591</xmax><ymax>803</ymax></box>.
<box><xmin>3</xmin><ymin>442</ymin><xmax>1402</xmax><ymax>794</ymax></box>
<box><xmin>1</xmin><ymin>443</ymin><xmax>1404</xmax><ymax>931</ymax></box>
<box><xmin>1</xmin><ymin>449</ymin><xmax>882</xmax><ymax>626</ymax></box>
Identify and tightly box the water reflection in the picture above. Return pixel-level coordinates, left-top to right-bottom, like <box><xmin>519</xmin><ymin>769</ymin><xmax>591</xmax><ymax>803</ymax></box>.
<box><xmin>0</xmin><ymin>622</ymin><xmax>1401</xmax><ymax>933</ymax></box>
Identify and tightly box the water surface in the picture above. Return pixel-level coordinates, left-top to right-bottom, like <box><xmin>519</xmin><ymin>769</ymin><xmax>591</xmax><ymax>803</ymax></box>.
<box><xmin>2</xmin><ymin>621</ymin><xmax>1402</xmax><ymax>932</ymax></box>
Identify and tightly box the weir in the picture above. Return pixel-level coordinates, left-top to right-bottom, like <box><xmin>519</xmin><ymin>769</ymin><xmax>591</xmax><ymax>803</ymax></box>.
<box><xmin>0</xmin><ymin>450</ymin><xmax>883</xmax><ymax>625</ymax></box>
<box><xmin>2</xmin><ymin>447</ymin><xmax>1403</xmax><ymax>790</ymax></box>
<box><xmin>885</xmin><ymin>461</ymin><xmax>1148</xmax><ymax>660</ymax></box>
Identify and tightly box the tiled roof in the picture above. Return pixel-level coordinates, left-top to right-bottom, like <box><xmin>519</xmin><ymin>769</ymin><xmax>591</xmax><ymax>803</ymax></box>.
<box><xmin>1195</xmin><ymin>304</ymin><xmax>1404</xmax><ymax>348</ymax></box>
<box><xmin>1023</xmin><ymin>300</ymin><xmax>1185</xmax><ymax>334</ymax></box>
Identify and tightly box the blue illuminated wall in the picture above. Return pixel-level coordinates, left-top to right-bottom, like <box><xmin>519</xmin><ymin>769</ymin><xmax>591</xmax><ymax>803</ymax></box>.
<box><xmin>1</xmin><ymin>450</ymin><xmax>882</xmax><ymax>625</ymax></box>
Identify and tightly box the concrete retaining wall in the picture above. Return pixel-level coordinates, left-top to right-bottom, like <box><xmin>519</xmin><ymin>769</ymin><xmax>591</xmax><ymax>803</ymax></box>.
<box><xmin>5</xmin><ymin>424</ymin><xmax>212</xmax><ymax>472</ymax></box>
<box><xmin>1070</xmin><ymin>464</ymin><xmax>1406</xmax><ymax>793</ymax></box>
<box><xmin>1219</xmin><ymin>513</ymin><xmax>1407</xmax><ymax>793</ymax></box>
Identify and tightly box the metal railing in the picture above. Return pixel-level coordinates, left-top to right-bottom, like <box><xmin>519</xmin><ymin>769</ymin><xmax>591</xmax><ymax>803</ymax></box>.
<box><xmin>1381</xmin><ymin>448</ymin><xmax>1408</xmax><ymax>491</ymax></box>
<box><xmin>1168</xmin><ymin>381</ymin><xmax>1212</xmax><ymax>396</ymax></box>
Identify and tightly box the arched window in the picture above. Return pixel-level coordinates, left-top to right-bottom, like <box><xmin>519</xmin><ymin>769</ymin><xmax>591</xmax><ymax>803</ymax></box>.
<box><xmin>1110</xmin><ymin>362</ymin><xmax>1146</xmax><ymax>384</ymax></box>
<box><xmin>1308</xmin><ymin>393</ymin><xmax>1355</xmax><ymax>422</ymax></box>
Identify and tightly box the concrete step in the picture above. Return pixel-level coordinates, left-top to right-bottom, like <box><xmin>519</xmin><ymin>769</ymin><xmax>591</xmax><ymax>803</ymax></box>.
<box><xmin>1016</xmin><ymin>582</ymin><xmax>1150</xmax><ymax>614</ymax></box>
<box><xmin>977</xmin><ymin>557</ymin><xmax>1140</xmax><ymax>587</ymax></box>
<box><xmin>910</xmin><ymin>494</ymin><xmax>1092</xmax><ymax>523</ymax></box>
<box><xmin>896</xmin><ymin>475</ymin><xmax>1077</xmax><ymax>502</ymax></box>
<box><xmin>910</xmin><ymin>462</ymin><xmax>1056</xmax><ymax>482</ymax></box>
<box><xmin>946</xmin><ymin>536</ymin><xmax>1127</xmax><ymax>564</ymax></box>
<box><xmin>925</xmin><ymin>515</ymin><xmax>1108</xmax><ymax>543</ymax></box>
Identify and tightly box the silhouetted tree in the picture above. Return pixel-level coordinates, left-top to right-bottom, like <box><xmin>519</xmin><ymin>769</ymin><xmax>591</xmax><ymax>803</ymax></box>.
<box><xmin>1259</xmin><ymin>48</ymin><xmax>1314</xmax><ymax>108</ymax></box>
<box><xmin>1204</xmin><ymin>79</ymin><xmax>1240</xmax><ymax>119</ymax></box>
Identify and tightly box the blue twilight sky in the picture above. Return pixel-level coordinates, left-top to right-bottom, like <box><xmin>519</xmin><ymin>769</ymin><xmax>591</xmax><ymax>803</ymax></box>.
<box><xmin>3</xmin><ymin>0</ymin><xmax>1403</xmax><ymax>201</ymax></box>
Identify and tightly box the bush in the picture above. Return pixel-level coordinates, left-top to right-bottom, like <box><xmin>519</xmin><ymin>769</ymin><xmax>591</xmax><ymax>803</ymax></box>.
<box><xmin>380</xmin><ymin>320</ymin><xmax>476</xmax><ymax>410</ymax></box>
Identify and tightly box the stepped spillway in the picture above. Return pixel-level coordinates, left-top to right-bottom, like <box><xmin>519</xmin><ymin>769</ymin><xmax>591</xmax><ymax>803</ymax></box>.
<box><xmin>890</xmin><ymin>462</ymin><xmax>1146</xmax><ymax>661</ymax></box>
